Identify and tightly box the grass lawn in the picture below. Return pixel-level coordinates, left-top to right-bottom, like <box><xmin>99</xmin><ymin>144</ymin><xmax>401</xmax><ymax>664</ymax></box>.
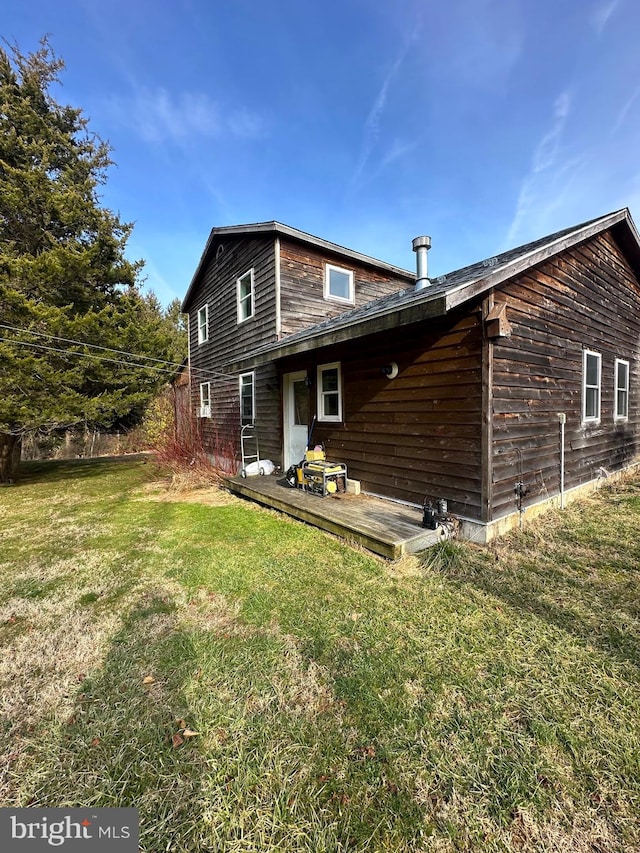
<box><xmin>0</xmin><ymin>456</ymin><xmax>639</xmax><ymax>852</ymax></box>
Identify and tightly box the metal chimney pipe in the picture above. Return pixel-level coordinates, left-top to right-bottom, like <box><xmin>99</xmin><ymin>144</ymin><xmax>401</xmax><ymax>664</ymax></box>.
<box><xmin>412</xmin><ymin>236</ymin><xmax>432</xmax><ymax>290</ymax></box>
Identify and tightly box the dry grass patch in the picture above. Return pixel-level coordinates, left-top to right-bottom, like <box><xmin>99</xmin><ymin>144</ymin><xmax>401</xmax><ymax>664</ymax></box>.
<box><xmin>136</xmin><ymin>479</ymin><xmax>240</xmax><ymax>506</ymax></box>
<box><xmin>1</xmin><ymin>457</ymin><xmax>639</xmax><ymax>852</ymax></box>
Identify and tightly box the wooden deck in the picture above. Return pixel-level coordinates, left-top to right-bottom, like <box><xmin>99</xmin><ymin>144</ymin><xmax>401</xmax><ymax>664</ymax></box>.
<box><xmin>226</xmin><ymin>474</ymin><xmax>443</xmax><ymax>559</ymax></box>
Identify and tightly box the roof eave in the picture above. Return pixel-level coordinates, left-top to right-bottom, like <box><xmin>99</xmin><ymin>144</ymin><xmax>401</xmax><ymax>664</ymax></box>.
<box><xmin>181</xmin><ymin>227</ymin><xmax>219</xmax><ymax>313</ymax></box>
<box><xmin>227</xmin><ymin>294</ymin><xmax>448</xmax><ymax>372</ymax></box>
<box><xmin>190</xmin><ymin>207</ymin><xmax>640</xmax><ymax>369</ymax></box>
<box><xmin>444</xmin><ymin>208</ymin><xmax>632</xmax><ymax>312</ymax></box>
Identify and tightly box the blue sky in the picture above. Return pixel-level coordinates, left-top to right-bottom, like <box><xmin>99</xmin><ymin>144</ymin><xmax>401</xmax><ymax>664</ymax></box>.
<box><xmin>4</xmin><ymin>0</ymin><xmax>640</xmax><ymax>306</ymax></box>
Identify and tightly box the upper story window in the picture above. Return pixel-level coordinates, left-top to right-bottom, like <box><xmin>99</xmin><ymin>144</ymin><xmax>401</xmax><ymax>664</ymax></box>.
<box><xmin>615</xmin><ymin>358</ymin><xmax>629</xmax><ymax>420</ymax></box>
<box><xmin>199</xmin><ymin>382</ymin><xmax>211</xmax><ymax>418</ymax></box>
<box><xmin>197</xmin><ymin>304</ymin><xmax>209</xmax><ymax>344</ymax></box>
<box><xmin>582</xmin><ymin>349</ymin><xmax>601</xmax><ymax>424</ymax></box>
<box><xmin>317</xmin><ymin>362</ymin><xmax>342</xmax><ymax>422</ymax></box>
<box><xmin>237</xmin><ymin>269</ymin><xmax>255</xmax><ymax>323</ymax></box>
<box><xmin>239</xmin><ymin>372</ymin><xmax>255</xmax><ymax>425</ymax></box>
<box><xmin>324</xmin><ymin>264</ymin><xmax>354</xmax><ymax>304</ymax></box>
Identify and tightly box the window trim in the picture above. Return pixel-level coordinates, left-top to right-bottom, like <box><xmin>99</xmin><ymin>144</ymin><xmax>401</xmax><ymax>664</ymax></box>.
<box><xmin>317</xmin><ymin>361</ymin><xmax>343</xmax><ymax>423</ymax></box>
<box><xmin>237</xmin><ymin>268</ymin><xmax>255</xmax><ymax>324</ymax></box>
<box><xmin>239</xmin><ymin>371</ymin><xmax>255</xmax><ymax>425</ymax></box>
<box><xmin>324</xmin><ymin>263</ymin><xmax>354</xmax><ymax>304</ymax></box>
<box><xmin>199</xmin><ymin>382</ymin><xmax>211</xmax><ymax>418</ymax></box>
<box><xmin>582</xmin><ymin>349</ymin><xmax>602</xmax><ymax>424</ymax></box>
<box><xmin>615</xmin><ymin>358</ymin><xmax>630</xmax><ymax>421</ymax></box>
<box><xmin>197</xmin><ymin>304</ymin><xmax>209</xmax><ymax>345</ymax></box>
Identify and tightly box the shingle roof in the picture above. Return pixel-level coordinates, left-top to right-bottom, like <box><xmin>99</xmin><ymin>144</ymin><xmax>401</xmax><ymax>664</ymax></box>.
<box><xmin>227</xmin><ymin>208</ymin><xmax>638</xmax><ymax>370</ymax></box>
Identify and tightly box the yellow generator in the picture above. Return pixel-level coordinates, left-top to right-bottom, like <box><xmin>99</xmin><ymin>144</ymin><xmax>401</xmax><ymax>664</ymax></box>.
<box><xmin>286</xmin><ymin>448</ymin><xmax>347</xmax><ymax>497</ymax></box>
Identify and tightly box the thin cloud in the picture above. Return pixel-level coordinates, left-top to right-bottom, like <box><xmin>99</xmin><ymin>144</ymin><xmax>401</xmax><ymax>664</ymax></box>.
<box><xmin>380</xmin><ymin>138</ymin><xmax>420</xmax><ymax>168</ymax></box>
<box><xmin>531</xmin><ymin>92</ymin><xmax>571</xmax><ymax>173</ymax></box>
<box><xmin>345</xmin><ymin>136</ymin><xmax>423</xmax><ymax>197</ymax></box>
<box><xmin>590</xmin><ymin>0</ymin><xmax>620</xmax><ymax>35</ymax></box>
<box><xmin>107</xmin><ymin>87</ymin><xmax>266</xmax><ymax>145</ymax></box>
<box><xmin>611</xmin><ymin>84</ymin><xmax>640</xmax><ymax>136</ymax></box>
<box><xmin>348</xmin><ymin>25</ymin><xmax>419</xmax><ymax>195</ymax></box>
<box><xmin>506</xmin><ymin>91</ymin><xmax>574</xmax><ymax>246</ymax></box>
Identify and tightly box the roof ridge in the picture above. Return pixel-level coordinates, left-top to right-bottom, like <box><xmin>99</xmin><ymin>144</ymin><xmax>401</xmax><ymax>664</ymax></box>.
<box><xmin>231</xmin><ymin>208</ymin><xmax>637</xmax><ymax>369</ymax></box>
<box><xmin>433</xmin><ymin>209</ymin><xmax>628</xmax><ymax>286</ymax></box>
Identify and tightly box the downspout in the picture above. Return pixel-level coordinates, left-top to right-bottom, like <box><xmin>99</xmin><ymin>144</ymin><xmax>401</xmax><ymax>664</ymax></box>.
<box><xmin>186</xmin><ymin>311</ymin><xmax>191</xmax><ymax>382</ymax></box>
<box><xmin>185</xmin><ymin>311</ymin><xmax>192</xmax><ymax>424</ymax></box>
<box><xmin>559</xmin><ymin>412</ymin><xmax>566</xmax><ymax>509</ymax></box>
<box><xmin>481</xmin><ymin>295</ymin><xmax>494</xmax><ymax>526</ymax></box>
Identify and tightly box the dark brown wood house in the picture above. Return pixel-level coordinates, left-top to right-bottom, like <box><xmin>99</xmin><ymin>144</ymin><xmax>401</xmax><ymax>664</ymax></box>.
<box><xmin>181</xmin><ymin>209</ymin><xmax>640</xmax><ymax>541</ymax></box>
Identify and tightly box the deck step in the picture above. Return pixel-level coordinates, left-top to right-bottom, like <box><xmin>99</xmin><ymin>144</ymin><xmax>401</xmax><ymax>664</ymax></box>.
<box><xmin>227</xmin><ymin>475</ymin><xmax>444</xmax><ymax>559</ymax></box>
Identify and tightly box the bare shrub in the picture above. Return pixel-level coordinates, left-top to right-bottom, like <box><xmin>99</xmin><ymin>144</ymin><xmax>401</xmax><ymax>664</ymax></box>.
<box><xmin>143</xmin><ymin>385</ymin><xmax>238</xmax><ymax>491</ymax></box>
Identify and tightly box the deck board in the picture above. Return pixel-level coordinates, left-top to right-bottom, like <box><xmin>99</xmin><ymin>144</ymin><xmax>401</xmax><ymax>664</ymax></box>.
<box><xmin>226</xmin><ymin>475</ymin><xmax>444</xmax><ymax>559</ymax></box>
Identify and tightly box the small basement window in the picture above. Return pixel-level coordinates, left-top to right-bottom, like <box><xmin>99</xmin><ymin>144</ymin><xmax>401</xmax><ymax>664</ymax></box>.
<box><xmin>324</xmin><ymin>264</ymin><xmax>354</xmax><ymax>303</ymax></box>
<box><xmin>239</xmin><ymin>372</ymin><xmax>255</xmax><ymax>425</ymax></box>
<box><xmin>197</xmin><ymin>304</ymin><xmax>209</xmax><ymax>344</ymax></box>
<box><xmin>615</xmin><ymin>358</ymin><xmax>629</xmax><ymax>420</ymax></box>
<box><xmin>317</xmin><ymin>362</ymin><xmax>342</xmax><ymax>422</ymax></box>
<box><xmin>237</xmin><ymin>269</ymin><xmax>255</xmax><ymax>323</ymax></box>
<box><xmin>582</xmin><ymin>350</ymin><xmax>601</xmax><ymax>423</ymax></box>
<box><xmin>199</xmin><ymin>382</ymin><xmax>211</xmax><ymax>418</ymax></box>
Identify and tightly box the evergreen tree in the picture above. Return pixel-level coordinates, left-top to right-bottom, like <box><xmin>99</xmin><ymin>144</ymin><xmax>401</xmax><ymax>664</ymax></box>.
<box><xmin>164</xmin><ymin>297</ymin><xmax>188</xmax><ymax>367</ymax></box>
<box><xmin>0</xmin><ymin>38</ymin><xmax>177</xmax><ymax>481</ymax></box>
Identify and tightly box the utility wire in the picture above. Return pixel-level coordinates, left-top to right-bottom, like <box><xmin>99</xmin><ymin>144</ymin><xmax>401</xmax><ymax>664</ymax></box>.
<box><xmin>0</xmin><ymin>336</ymin><xmax>176</xmax><ymax>374</ymax></box>
<box><xmin>0</xmin><ymin>336</ymin><xmax>236</xmax><ymax>385</ymax></box>
<box><xmin>0</xmin><ymin>323</ymin><xmax>238</xmax><ymax>382</ymax></box>
<box><xmin>0</xmin><ymin>322</ymin><xmax>184</xmax><ymax>370</ymax></box>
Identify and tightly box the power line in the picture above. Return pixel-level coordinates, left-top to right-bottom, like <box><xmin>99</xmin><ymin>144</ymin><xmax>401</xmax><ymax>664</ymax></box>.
<box><xmin>0</xmin><ymin>336</ymin><xmax>175</xmax><ymax>374</ymax></box>
<box><xmin>0</xmin><ymin>323</ymin><xmax>238</xmax><ymax>381</ymax></box>
<box><xmin>0</xmin><ymin>322</ymin><xmax>183</xmax><ymax>370</ymax></box>
<box><xmin>0</xmin><ymin>336</ymin><xmax>236</xmax><ymax>385</ymax></box>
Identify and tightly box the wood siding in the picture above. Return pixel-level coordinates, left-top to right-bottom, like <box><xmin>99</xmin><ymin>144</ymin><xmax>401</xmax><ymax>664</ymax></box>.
<box><xmin>187</xmin><ymin>236</ymin><xmax>278</xmax><ymax>470</ymax></box>
<box><xmin>196</xmin><ymin>376</ymin><xmax>240</xmax><ymax>470</ymax></box>
<box><xmin>190</xmin><ymin>363</ymin><xmax>281</xmax><ymax>473</ymax></box>
<box><xmin>188</xmin><ymin>236</ymin><xmax>277</xmax><ymax>368</ymax></box>
<box><xmin>187</xmin><ymin>233</ymin><xmax>413</xmax><ymax>470</ymax></box>
<box><xmin>254</xmin><ymin>362</ymin><xmax>281</xmax><ymax>466</ymax></box>
<box><xmin>279</xmin><ymin>240</ymin><xmax>412</xmax><ymax>337</ymax></box>
<box><xmin>278</xmin><ymin>307</ymin><xmax>485</xmax><ymax>519</ymax></box>
<box><xmin>490</xmin><ymin>230</ymin><xmax>640</xmax><ymax>520</ymax></box>
<box><xmin>184</xmin><ymin>222</ymin><xmax>640</xmax><ymax>517</ymax></box>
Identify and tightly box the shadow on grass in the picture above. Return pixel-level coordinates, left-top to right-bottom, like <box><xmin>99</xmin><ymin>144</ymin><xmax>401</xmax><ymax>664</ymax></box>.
<box><xmin>420</xmin><ymin>534</ymin><xmax>640</xmax><ymax>670</ymax></box>
<box><xmin>14</xmin><ymin>589</ymin><xmax>208</xmax><ymax>853</ymax></box>
<box><xmin>2</xmin><ymin>575</ymin><xmax>72</xmax><ymax>604</ymax></box>
<box><xmin>9</xmin><ymin>579</ymin><xmax>432</xmax><ymax>851</ymax></box>
<box><xmin>15</xmin><ymin>455</ymin><xmax>154</xmax><ymax>487</ymax></box>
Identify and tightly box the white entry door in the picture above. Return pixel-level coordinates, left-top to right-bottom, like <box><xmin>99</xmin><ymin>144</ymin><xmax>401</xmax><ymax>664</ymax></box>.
<box><xmin>283</xmin><ymin>371</ymin><xmax>309</xmax><ymax>469</ymax></box>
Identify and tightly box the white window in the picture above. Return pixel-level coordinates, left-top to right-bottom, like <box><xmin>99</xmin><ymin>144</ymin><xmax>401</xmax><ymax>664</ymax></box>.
<box><xmin>582</xmin><ymin>350</ymin><xmax>601</xmax><ymax>423</ymax></box>
<box><xmin>615</xmin><ymin>359</ymin><xmax>629</xmax><ymax>420</ymax></box>
<box><xmin>237</xmin><ymin>269</ymin><xmax>255</xmax><ymax>323</ymax></box>
<box><xmin>199</xmin><ymin>382</ymin><xmax>211</xmax><ymax>418</ymax></box>
<box><xmin>239</xmin><ymin>372</ymin><xmax>255</xmax><ymax>425</ymax></box>
<box><xmin>317</xmin><ymin>362</ymin><xmax>342</xmax><ymax>422</ymax></box>
<box><xmin>197</xmin><ymin>304</ymin><xmax>209</xmax><ymax>344</ymax></box>
<box><xmin>324</xmin><ymin>264</ymin><xmax>354</xmax><ymax>303</ymax></box>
